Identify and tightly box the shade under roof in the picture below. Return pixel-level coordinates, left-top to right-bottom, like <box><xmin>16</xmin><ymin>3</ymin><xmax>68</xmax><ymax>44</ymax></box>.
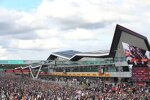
<box><xmin>53</xmin><ymin>50</ymin><xmax>81</xmax><ymax>58</ymax></box>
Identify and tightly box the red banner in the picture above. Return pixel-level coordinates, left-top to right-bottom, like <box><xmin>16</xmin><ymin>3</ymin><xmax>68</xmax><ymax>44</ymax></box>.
<box><xmin>132</xmin><ymin>67</ymin><xmax>149</xmax><ymax>81</ymax></box>
<box><xmin>5</xmin><ymin>69</ymin><xmax>30</xmax><ymax>73</ymax></box>
<box><xmin>5</xmin><ymin>69</ymin><xmax>14</xmax><ymax>73</ymax></box>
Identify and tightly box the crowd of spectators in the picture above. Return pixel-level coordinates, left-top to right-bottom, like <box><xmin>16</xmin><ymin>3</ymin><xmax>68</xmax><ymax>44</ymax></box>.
<box><xmin>0</xmin><ymin>73</ymin><xmax>150</xmax><ymax>100</ymax></box>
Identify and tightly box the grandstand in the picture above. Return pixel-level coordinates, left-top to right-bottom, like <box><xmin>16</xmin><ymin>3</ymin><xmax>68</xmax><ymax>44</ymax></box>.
<box><xmin>4</xmin><ymin>24</ymin><xmax>150</xmax><ymax>84</ymax></box>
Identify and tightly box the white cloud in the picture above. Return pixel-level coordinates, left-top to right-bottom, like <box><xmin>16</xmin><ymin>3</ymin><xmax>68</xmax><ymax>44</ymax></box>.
<box><xmin>10</xmin><ymin>38</ymin><xmax>68</xmax><ymax>50</ymax></box>
<box><xmin>64</xmin><ymin>28</ymin><xmax>96</xmax><ymax>40</ymax></box>
<box><xmin>0</xmin><ymin>46</ymin><xmax>8</xmax><ymax>59</ymax></box>
<box><xmin>36</xmin><ymin>0</ymin><xmax>139</xmax><ymax>24</ymax></box>
<box><xmin>37</xmin><ymin>0</ymin><xmax>78</xmax><ymax>19</ymax></box>
<box><xmin>0</xmin><ymin>8</ymin><xmax>20</xmax><ymax>21</ymax></box>
<box><xmin>35</xmin><ymin>28</ymin><xmax>60</xmax><ymax>38</ymax></box>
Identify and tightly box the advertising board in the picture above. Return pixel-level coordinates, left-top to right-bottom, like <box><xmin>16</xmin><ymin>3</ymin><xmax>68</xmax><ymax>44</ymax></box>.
<box><xmin>132</xmin><ymin>67</ymin><xmax>149</xmax><ymax>81</ymax></box>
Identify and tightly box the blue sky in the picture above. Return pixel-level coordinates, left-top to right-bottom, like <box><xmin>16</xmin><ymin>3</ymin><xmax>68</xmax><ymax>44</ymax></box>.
<box><xmin>0</xmin><ymin>0</ymin><xmax>150</xmax><ymax>60</ymax></box>
<box><xmin>0</xmin><ymin>0</ymin><xmax>41</xmax><ymax>11</ymax></box>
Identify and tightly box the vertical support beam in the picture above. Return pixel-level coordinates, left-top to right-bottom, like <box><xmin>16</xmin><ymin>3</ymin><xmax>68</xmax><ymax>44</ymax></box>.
<box><xmin>35</xmin><ymin>65</ymin><xmax>42</xmax><ymax>79</ymax></box>
<box><xmin>29</xmin><ymin>65</ymin><xmax>35</xmax><ymax>78</ymax></box>
<box><xmin>29</xmin><ymin>65</ymin><xmax>43</xmax><ymax>79</ymax></box>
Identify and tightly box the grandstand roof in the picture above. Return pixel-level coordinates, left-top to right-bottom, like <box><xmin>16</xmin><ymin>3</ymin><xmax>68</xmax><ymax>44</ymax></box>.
<box><xmin>47</xmin><ymin>50</ymin><xmax>110</xmax><ymax>61</ymax></box>
<box><xmin>54</xmin><ymin>50</ymin><xmax>81</xmax><ymax>58</ymax></box>
<box><xmin>47</xmin><ymin>50</ymin><xmax>81</xmax><ymax>60</ymax></box>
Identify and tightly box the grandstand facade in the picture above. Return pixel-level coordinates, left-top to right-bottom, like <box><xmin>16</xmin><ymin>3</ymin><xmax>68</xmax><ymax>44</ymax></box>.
<box><xmin>13</xmin><ymin>24</ymin><xmax>150</xmax><ymax>83</ymax></box>
<box><xmin>35</xmin><ymin>25</ymin><xmax>148</xmax><ymax>83</ymax></box>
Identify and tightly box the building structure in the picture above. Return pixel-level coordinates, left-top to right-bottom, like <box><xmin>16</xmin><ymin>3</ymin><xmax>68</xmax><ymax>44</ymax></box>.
<box><xmin>14</xmin><ymin>25</ymin><xmax>150</xmax><ymax>83</ymax></box>
<box><xmin>39</xmin><ymin>25</ymin><xmax>149</xmax><ymax>83</ymax></box>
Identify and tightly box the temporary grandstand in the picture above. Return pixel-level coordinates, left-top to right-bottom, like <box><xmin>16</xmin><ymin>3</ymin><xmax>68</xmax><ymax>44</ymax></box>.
<box><xmin>8</xmin><ymin>24</ymin><xmax>150</xmax><ymax>83</ymax></box>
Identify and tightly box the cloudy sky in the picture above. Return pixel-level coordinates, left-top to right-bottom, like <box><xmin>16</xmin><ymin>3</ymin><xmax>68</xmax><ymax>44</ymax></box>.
<box><xmin>0</xmin><ymin>0</ymin><xmax>150</xmax><ymax>60</ymax></box>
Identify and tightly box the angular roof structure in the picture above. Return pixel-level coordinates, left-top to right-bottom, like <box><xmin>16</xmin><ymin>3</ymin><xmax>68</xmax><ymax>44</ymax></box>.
<box><xmin>70</xmin><ymin>50</ymin><xmax>109</xmax><ymax>61</ymax></box>
<box><xmin>47</xmin><ymin>50</ymin><xmax>110</xmax><ymax>61</ymax></box>
<box><xmin>47</xmin><ymin>50</ymin><xmax>81</xmax><ymax>60</ymax></box>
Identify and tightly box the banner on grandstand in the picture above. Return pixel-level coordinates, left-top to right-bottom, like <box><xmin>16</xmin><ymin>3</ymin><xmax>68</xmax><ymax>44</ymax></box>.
<box><xmin>132</xmin><ymin>67</ymin><xmax>149</xmax><ymax>81</ymax></box>
<box><xmin>98</xmin><ymin>66</ymin><xmax>104</xmax><ymax>75</ymax></box>
<box><xmin>122</xmin><ymin>42</ymin><xmax>150</xmax><ymax>67</ymax></box>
